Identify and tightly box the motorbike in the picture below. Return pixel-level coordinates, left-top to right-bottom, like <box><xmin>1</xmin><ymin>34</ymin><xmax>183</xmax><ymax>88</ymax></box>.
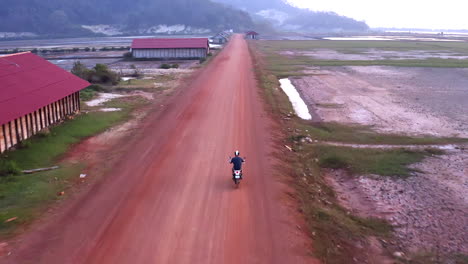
<box><xmin>229</xmin><ymin>156</ymin><xmax>246</xmax><ymax>188</ymax></box>
<box><xmin>232</xmin><ymin>169</ymin><xmax>243</xmax><ymax>188</ymax></box>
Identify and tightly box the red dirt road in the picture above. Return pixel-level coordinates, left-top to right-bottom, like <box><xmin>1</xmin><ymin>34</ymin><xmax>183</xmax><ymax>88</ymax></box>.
<box><xmin>4</xmin><ymin>35</ymin><xmax>314</xmax><ymax>264</ymax></box>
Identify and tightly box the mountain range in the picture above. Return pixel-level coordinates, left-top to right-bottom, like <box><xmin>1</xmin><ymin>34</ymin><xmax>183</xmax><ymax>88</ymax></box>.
<box><xmin>213</xmin><ymin>0</ymin><xmax>369</xmax><ymax>32</ymax></box>
<box><xmin>0</xmin><ymin>0</ymin><xmax>368</xmax><ymax>37</ymax></box>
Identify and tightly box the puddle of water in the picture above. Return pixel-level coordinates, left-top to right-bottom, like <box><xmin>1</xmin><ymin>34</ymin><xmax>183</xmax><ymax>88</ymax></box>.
<box><xmin>322</xmin><ymin>36</ymin><xmax>464</xmax><ymax>42</ymax></box>
<box><xmin>279</xmin><ymin>79</ymin><xmax>312</xmax><ymax>120</ymax></box>
<box><xmin>86</xmin><ymin>93</ymin><xmax>126</xmax><ymax>107</ymax></box>
<box><xmin>100</xmin><ymin>108</ymin><xmax>122</xmax><ymax>112</ymax></box>
<box><xmin>121</xmin><ymin>77</ymin><xmax>136</xmax><ymax>81</ymax></box>
<box><xmin>324</xmin><ymin>37</ymin><xmax>392</xmax><ymax>41</ymax></box>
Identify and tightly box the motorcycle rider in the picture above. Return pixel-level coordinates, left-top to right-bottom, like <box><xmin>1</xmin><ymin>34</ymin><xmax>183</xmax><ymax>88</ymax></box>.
<box><xmin>230</xmin><ymin>150</ymin><xmax>245</xmax><ymax>180</ymax></box>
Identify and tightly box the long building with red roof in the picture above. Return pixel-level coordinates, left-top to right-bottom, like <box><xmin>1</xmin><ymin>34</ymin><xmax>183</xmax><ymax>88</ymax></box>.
<box><xmin>0</xmin><ymin>52</ymin><xmax>90</xmax><ymax>153</ymax></box>
<box><xmin>131</xmin><ymin>38</ymin><xmax>209</xmax><ymax>59</ymax></box>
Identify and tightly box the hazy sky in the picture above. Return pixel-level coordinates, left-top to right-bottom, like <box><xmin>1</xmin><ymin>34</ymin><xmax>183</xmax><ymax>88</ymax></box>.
<box><xmin>288</xmin><ymin>0</ymin><xmax>467</xmax><ymax>29</ymax></box>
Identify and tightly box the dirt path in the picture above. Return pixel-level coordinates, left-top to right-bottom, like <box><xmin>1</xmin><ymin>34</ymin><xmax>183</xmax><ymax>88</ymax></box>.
<box><xmin>2</xmin><ymin>35</ymin><xmax>315</xmax><ymax>264</ymax></box>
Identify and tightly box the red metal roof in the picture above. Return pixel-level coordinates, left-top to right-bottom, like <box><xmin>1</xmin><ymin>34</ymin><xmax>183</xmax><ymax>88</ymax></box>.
<box><xmin>0</xmin><ymin>52</ymin><xmax>90</xmax><ymax>125</ymax></box>
<box><xmin>131</xmin><ymin>38</ymin><xmax>209</xmax><ymax>49</ymax></box>
<box><xmin>246</xmin><ymin>31</ymin><xmax>259</xmax><ymax>35</ymax></box>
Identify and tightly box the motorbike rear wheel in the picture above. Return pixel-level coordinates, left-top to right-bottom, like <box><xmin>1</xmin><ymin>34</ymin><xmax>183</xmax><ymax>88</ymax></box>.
<box><xmin>234</xmin><ymin>179</ymin><xmax>240</xmax><ymax>188</ymax></box>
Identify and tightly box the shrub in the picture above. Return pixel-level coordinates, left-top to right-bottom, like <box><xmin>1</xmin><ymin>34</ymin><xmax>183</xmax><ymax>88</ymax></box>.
<box><xmin>130</xmin><ymin>64</ymin><xmax>142</xmax><ymax>77</ymax></box>
<box><xmin>80</xmin><ymin>88</ymin><xmax>97</xmax><ymax>101</ymax></box>
<box><xmin>18</xmin><ymin>140</ymin><xmax>32</xmax><ymax>149</ymax></box>
<box><xmin>87</xmin><ymin>84</ymin><xmax>105</xmax><ymax>92</ymax></box>
<box><xmin>36</xmin><ymin>128</ymin><xmax>51</xmax><ymax>138</ymax></box>
<box><xmin>71</xmin><ymin>61</ymin><xmax>90</xmax><ymax>80</ymax></box>
<box><xmin>319</xmin><ymin>154</ymin><xmax>348</xmax><ymax>169</ymax></box>
<box><xmin>160</xmin><ymin>63</ymin><xmax>171</xmax><ymax>69</ymax></box>
<box><xmin>72</xmin><ymin>62</ymin><xmax>120</xmax><ymax>85</ymax></box>
<box><xmin>0</xmin><ymin>159</ymin><xmax>21</xmax><ymax>177</ymax></box>
<box><xmin>93</xmin><ymin>64</ymin><xmax>120</xmax><ymax>84</ymax></box>
<box><xmin>84</xmin><ymin>47</ymin><xmax>91</xmax><ymax>52</ymax></box>
<box><xmin>425</xmin><ymin>148</ymin><xmax>445</xmax><ymax>155</ymax></box>
<box><xmin>123</xmin><ymin>52</ymin><xmax>133</xmax><ymax>59</ymax></box>
<box><xmin>72</xmin><ymin>48</ymin><xmax>79</xmax><ymax>52</ymax></box>
<box><xmin>199</xmin><ymin>58</ymin><xmax>207</xmax><ymax>63</ymax></box>
<box><xmin>171</xmin><ymin>64</ymin><xmax>179</xmax><ymax>69</ymax></box>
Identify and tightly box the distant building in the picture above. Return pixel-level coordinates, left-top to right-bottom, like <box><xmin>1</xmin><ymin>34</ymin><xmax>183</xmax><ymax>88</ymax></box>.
<box><xmin>131</xmin><ymin>38</ymin><xmax>210</xmax><ymax>60</ymax></box>
<box><xmin>246</xmin><ymin>31</ymin><xmax>259</xmax><ymax>40</ymax></box>
<box><xmin>211</xmin><ymin>31</ymin><xmax>232</xmax><ymax>44</ymax></box>
<box><xmin>212</xmin><ymin>35</ymin><xmax>228</xmax><ymax>44</ymax></box>
<box><xmin>0</xmin><ymin>52</ymin><xmax>90</xmax><ymax>153</ymax></box>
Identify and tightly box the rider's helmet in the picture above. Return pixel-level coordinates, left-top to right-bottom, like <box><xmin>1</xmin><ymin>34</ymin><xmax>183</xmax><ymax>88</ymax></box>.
<box><xmin>234</xmin><ymin>150</ymin><xmax>240</xmax><ymax>156</ymax></box>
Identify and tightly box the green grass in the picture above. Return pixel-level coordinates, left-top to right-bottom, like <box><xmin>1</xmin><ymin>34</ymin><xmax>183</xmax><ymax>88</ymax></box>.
<box><xmin>407</xmin><ymin>252</ymin><xmax>468</xmax><ymax>264</ymax></box>
<box><xmin>297</xmin><ymin>58</ymin><xmax>468</xmax><ymax>68</ymax></box>
<box><xmin>118</xmin><ymin>78</ymin><xmax>156</xmax><ymax>86</ymax></box>
<box><xmin>248</xmin><ymin>41</ymin><xmax>296</xmax><ymax>116</ymax></box>
<box><xmin>315</xmin><ymin>145</ymin><xmax>428</xmax><ymax>177</ymax></box>
<box><xmin>296</xmin><ymin>122</ymin><xmax>468</xmax><ymax>145</ymax></box>
<box><xmin>315</xmin><ymin>103</ymin><xmax>345</xmax><ymax>109</ymax></box>
<box><xmin>260</xmin><ymin>40</ymin><xmax>468</xmax><ymax>54</ymax></box>
<box><xmin>5</xmin><ymin>111</ymin><xmax>126</xmax><ymax>170</ymax></box>
<box><xmin>0</xmin><ymin>165</ymin><xmax>82</xmax><ymax>236</ymax></box>
<box><xmin>0</xmin><ymin>96</ymin><xmax>147</xmax><ymax>237</ymax></box>
<box><xmin>80</xmin><ymin>88</ymin><xmax>97</xmax><ymax>101</ymax></box>
<box><xmin>256</xmin><ymin>40</ymin><xmax>468</xmax><ymax>77</ymax></box>
<box><xmin>294</xmin><ymin>146</ymin><xmax>395</xmax><ymax>263</ymax></box>
<box><xmin>265</xmin><ymin>53</ymin><xmax>468</xmax><ymax>77</ymax></box>
<box><xmin>115</xmin><ymin>76</ymin><xmax>176</xmax><ymax>91</ymax></box>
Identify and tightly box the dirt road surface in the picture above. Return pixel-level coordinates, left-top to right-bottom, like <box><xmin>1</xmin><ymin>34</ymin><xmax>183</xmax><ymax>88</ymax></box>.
<box><xmin>3</xmin><ymin>35</ymin><xmax>313</xmax><ymax>264</ymax></box>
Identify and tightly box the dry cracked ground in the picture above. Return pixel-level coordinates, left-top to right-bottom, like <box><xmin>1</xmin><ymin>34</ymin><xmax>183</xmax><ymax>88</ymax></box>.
<box><xmin>293</xmin><ymin>64</ymin><xmax>468</xmax><ymax>261</ymax></box>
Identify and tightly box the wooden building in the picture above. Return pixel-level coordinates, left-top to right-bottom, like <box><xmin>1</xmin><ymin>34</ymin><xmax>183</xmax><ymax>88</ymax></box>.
<box><xmin>246</xmin><ymin>31</ymin><xmax>260</xmax><ymax>40</ymax></box>
<box><xmin>0</xmin><ymin>52</ymin><xmax>90</xmax><ymax>153</ymax></box>
<box><xmin>211</xmin><ymin>31</ymin><xmax>232</xmax><ymax>44</ymax></box>
<box><xmin>131</xmin><ymin>38</ymin><xmax>210</xmax><ymax>60</ymax></box>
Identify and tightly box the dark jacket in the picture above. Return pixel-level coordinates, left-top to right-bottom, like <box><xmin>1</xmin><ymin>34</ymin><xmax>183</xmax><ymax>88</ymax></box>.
<box><xmin>230</xmin><ymin>156</ymin><xmax>244</xmax><ymax>170</ymax></box>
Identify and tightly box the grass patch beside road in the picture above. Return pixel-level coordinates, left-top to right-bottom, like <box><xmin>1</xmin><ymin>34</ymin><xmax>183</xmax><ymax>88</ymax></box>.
<box><xmin>260</xmin><ymin>40</ymin><xmax>468</xmax><ymax>54</ymax></box>
<box><xmin>292</xmin><ymin>142</ymin><xmax>395</xmax><ymax>263</ymax></box>
<box><xmin>295</xmin><ymin>58</ymin><xmax>468</xmax><ymax>68</ymax></box>
<box><xmin>257</xmin><ymin>40</ymin><xmax>468</xmax><ymax>77</ymax></box>
<box><xmin>264</xmin><ymin>53</ymin><xmax>468</xmax><ymax>76</ymax></box>
<box><xmin>297</xmin><ymin>122</ymin><xmax>468</xmax><ymax>145</ymax></box>
<box><xmin>0</xmin><ymin>165</ymin><xmax>82</xmax><ymax>236</ymax></box>
<box><xmin>315</xmin><ymin>146</ymin><xmax>427</xmax><ymax>177</ymax></box>
<box><xmin>0</xmin><ymin>97</ymin><xmax>147</xmax><ymax>237</ymax></box>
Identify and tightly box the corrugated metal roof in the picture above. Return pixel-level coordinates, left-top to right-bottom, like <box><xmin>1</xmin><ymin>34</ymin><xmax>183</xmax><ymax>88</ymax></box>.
<box><xmin>131</xmin><ymin>38</ymin><xmax>209</xmax><ymax>49</ymax></box>
<box><xmin>0</xmin><ymin>52</ymin><xmax>90</xmax><ymax>125</ymax></box>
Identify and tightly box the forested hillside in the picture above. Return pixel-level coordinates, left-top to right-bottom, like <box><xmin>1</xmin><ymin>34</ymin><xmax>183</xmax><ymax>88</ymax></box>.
<box><xmin>0</xmin><ymin>0</ymin><xmax>253</xmax><ymax>36</ymax></box>
<box><xmin>213</xmin><ymin>0</ymin><xmax>369</xmax><ymax>32</ymax></box>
